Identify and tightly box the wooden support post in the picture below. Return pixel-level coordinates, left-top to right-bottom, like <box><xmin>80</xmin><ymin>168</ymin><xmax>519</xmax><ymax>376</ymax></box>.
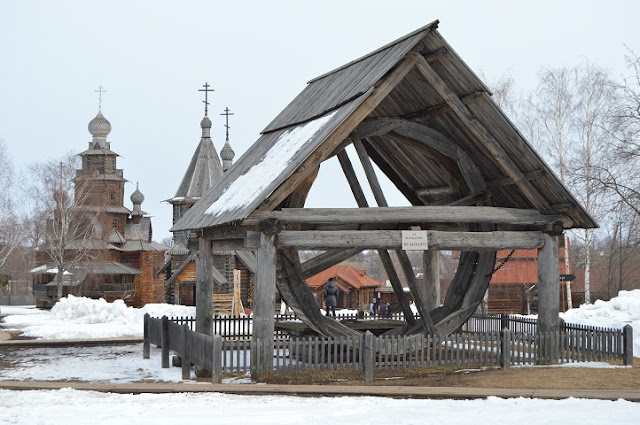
<box><xmin>254</xmin><ymin>232</ymin><xmax>276</xmax><ymax>375</ymax></box>
<box><xmin>623</xmin><ymin>325</ymin><xmax>633</xmax><ymax>366</ymax></box>
<box><xmin>538</xmin><ymin>234</ymin><xmax>560</xmax><ymax>364</ymax></box>
<box><xmin>143</xmin><ymin>313</ymin><xmax>150</xmax><ymax>359</ymax></box>
<box><xmin>161</xmin><ymin>315</ymin><xmax>169</xmax><ymax>368</ymax></box>
<box><xmin>196</xmin><ymin>237</ymin><xmax>214</xmax><ymax>336</ymax></box>
<box><xmin>501</xmin><ymin>328</ymin><xmax>511</xmax><ymax>368</ymax></box>
<box><xmin>181</xmin><ymin>324</ymin><xmax>190</xmax><ymax>380</ymax></box>
<box><xmin>423</xmin><ymin>250</ymin><xmax>440</xmax><ymax>312</ymax></box>
<box><xmin>363</xmin><ymin>331</ymin><xmax>374</xmax><ymax>382</ymax></box>
<box><xmin>212</xmin><ymin>334</ymin><xmax>223</xmax><ymax>383</ymax></box>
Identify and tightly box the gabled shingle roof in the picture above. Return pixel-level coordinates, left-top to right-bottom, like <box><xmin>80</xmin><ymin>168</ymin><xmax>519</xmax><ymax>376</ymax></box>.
<box><xmin>306</xmin><ymin>264</ymin><xmax>381</xmax><ymax>294</ymax></box>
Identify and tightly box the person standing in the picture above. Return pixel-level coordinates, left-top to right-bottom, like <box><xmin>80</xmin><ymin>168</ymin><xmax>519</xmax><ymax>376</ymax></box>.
<box><xmin>378</xmin><ymin>299</ymin><xmax>387</xmax><ymax>317</ymax></box>
<box><xmin>324</xmin><ymin>277</ymin><xmax>339</xmax><ymax>317</ymax></box>
<box><xmin>370</xmin><ymin>297</ymin><xmax>377</xmax><ymax>316</ymax></box>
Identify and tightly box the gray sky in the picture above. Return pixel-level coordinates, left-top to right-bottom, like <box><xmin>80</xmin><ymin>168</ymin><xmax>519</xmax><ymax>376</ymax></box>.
<box><xmin>1</xmin><ymin>0</ymin><xmax>639</xmax><ymax>242</ymax></box>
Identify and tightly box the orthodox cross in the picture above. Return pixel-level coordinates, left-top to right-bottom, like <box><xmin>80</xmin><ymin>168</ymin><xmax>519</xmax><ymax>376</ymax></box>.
<box><xmin>94</xmin><ymin>85</ymin><xmax>107</xmax><ymax>111</ymax></box>
<box><xmin>198</xmin><ymin>82</ymin><xmax>214</xmax><ymax>116</ymax></box>
<box><xmin>220</xmin><ymin>107</ymin><xmax>234</xmax><ymax>141</ymax></box>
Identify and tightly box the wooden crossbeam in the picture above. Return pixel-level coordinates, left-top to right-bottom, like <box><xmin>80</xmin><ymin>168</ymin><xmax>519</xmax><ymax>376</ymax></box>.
<box><xmin>411</xmin><ymin>52</ymin><xmax>552</xmax><ymax>213</ymax></box>
<box><xmin>300</xmin><ymin>248</ymin><xmax>361</xmax><ymax>280</ymax></box>
<box><xmin>277</xmin><ymin>230</ymin><xmax>546</xmax><ymax>250</ymax></box>
<box><xmin>243</xmin><ymin>206</ymin><xmax>562</xmax><ymax>227</ymax></box>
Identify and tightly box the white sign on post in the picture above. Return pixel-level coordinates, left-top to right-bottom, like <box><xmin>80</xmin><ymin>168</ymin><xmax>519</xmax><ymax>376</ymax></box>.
<box><xmin>402</xmin><ymin>230</ymin><xmax>428</xmax><ymax>250</ymax></box>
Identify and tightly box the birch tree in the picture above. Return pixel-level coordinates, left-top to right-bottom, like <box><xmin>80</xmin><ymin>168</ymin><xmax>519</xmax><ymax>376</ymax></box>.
<box><xmin>0</xmin><ymin>139</ymin><xmax>21</xmax><ymax>274</ymax></box>
<box><xmin>29</xmin><ymin>154</ymin><xmax>98</xmax><ymax>299</ymax></box>
<box><xmin>530</xmin><ymin>67</ymin><xmax>577</xmax><ymax>308</ymax></box>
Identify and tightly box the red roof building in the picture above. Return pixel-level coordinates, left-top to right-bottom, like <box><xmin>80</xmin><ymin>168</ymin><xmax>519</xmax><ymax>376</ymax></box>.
<box><xmin>306</xmin><ymin>264</ymin><xmax>381</xmax><ymax>310</ymax></box>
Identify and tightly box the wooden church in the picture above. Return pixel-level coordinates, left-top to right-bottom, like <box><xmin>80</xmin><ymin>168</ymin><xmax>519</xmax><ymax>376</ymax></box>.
<box><xmin>160</xmin><ymin>88</ymin><xmax>254</xmax><ymax>315</ymax></box>
<box><xmin>32</xmin><ymin>106</ymin><xmax>167</xmax><ymax>308</ymax></box>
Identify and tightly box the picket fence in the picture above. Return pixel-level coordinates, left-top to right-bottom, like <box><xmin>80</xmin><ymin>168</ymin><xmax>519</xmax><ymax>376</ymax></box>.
<box><xmin>143</xmin><ymin>314</ymin><xmax>633</xmax><ymax>382</ymax></box>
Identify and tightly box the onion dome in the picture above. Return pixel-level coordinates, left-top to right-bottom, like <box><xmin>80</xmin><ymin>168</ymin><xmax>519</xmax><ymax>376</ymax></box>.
<box><xmin>220</xmin><ymin>140</ymin><xmax>235</xmax><ymax>172</ymax></box>
<box><xmin>88</xmin><ymin>111</ymin><xmax>112</xmax><ymax>138</ymax></box>
<box><xmin>200</xmin><ymin>116</ymin><xmax>212</xmax><ymax>138</ymax></box>
<box><xmin>130</xmin><ymin>182</ymin><xmax>145</xmax><ymax>207</ymax></box>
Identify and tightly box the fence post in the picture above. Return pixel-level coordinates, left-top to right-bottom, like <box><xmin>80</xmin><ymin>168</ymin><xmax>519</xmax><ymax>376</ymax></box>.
<box><xmin>362</xmin><ymin>331</ymin><xmax>374</xmax><ymax>382</ymax></box>
<box><xmin>161</xmin><ymin>315</ymin><xmax>170</xmax><ymax>368</ymax></box>
<box><xmin>250</xmin><ymin>338</ymin><xmax>258</xmax><ymax>379</ymax></box>
<box><xmin>500</xmin><ymin>328</ymin><xmax>511</xmax><ymax>369</ymax></box>
<box><xmin>212</xmin><ymin>334</ymin><xmax>223</xmax><ymax>383</ymax></box>
<box><xmin>500</xmin><ymin>313</ymin><xmax>509</xmax><ymax>331</ymax></box>
<box><xmin>623</xmin><ymin>325</ymin><xmax>634</xmax><ymax>366</ymax></box>
<box><xmin>143</xmin><ymin>313</ymin><xmax>150</xmax><ymax>359</ymax></box>
<box><xmin>181</xmin><ymin>324</ymin><xmax>190</xmax><ymax>380</ymax></box>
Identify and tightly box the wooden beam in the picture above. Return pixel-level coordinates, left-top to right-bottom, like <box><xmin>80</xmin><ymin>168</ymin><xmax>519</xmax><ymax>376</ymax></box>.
<box><xmin>243</xmin><ymin>206</ymin><xmax>563</xmax><ymax>227</ymax></box>
<box><xmin>488</xmin><ymin>169</ymin><xmax>546</xmax><ymax>189</ymax></box>
<box><xmin>259</xmin><ymin>53</ymin><xmax>418</xmax><ymax>213</ymax></box>
<box><xmin>423</xmin><ymin>249</ymin><xmax>440</xmax><ymax>312</ymax></box>
<box><xmin>337</xmin><ymin>146</ymin><xmax>415</xmax><ymax>324</ymax></box>
<box><xmin>277</xmin><ymin>230</ymin><xmax>546</xmax><ymax>250</ymax></box>
<box><xmin>195</xmin><ymin>238</ymin><xmax>213</xmax><ymax>336</ymax></box>
<box><xmin>254</xmin><ymin>232</ymin><xmax>277</xmax><ymax>374</ymax></box>
<box><xmin>355</xmin><ymin>118</ymin><xmax>404</xmax><ymax>138</ymax></box>
<box><xmin>235</xmin><ymin>250</ymin><xmax>256</xmax><ymax>274</ymax></box>
<box><xmin>538</xmin><ymin>234</ymin><xmax>560</xmax><ymax>334</ymax></box>
<box><xmin>411</xmin><ymin>52</ymin><xmax>552</xmax><ymax>214</ymax></box>
<box><xmin>415</xmin><ymin>186</ymin><xmax>455</xmax><ymax>197</ymax></box>
<box><xmin>300</xmin><ymin>248</ymin><xmax>362</xmax><ymax>280</ymax></box>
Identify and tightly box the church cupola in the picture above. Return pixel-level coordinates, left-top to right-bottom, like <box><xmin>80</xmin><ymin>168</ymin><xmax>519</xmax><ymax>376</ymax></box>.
<box><xmin>130</xmin><ymin>182</ymin><xmax>145</xmax><ymax>224</ymax></box>
<box><xmin>220</xmin><ymin>107</ymin><xmax>235</xmax><ymax>172</ymax></box>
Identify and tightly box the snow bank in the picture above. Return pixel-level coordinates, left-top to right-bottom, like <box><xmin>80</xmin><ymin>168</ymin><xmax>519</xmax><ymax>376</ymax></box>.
<box><xmin>1</xmin><ymin>295</ymin><xmax>195</xmax><ymax>339</ymax></box>
<box><xmin>562</xmin><ymin>289</ymin><xmax>640</xmax><ymax>356</ymax></box>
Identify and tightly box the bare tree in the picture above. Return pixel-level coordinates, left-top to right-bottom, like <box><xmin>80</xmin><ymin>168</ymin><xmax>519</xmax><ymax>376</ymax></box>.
<box><xmin>0</xmin><ymin>139</ymin><xmax>21</xmax><ymax>273</ymax></box>
<box><xmin>569</xmin><ymin>62</ymin><xmax>619</xmax><ymax>304</ymax></box>
<box><xmin>28</xmin><ymin>153</ymin><xmax>98</xmax><ymax>299</ymax></box>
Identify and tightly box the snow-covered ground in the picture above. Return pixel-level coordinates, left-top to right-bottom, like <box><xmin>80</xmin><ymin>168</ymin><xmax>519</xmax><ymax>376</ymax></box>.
<box><xmin>1</xmin><ymin>390</ymin><xmax>639</xmax><ymax>425</ymax></box>
<box><xmin>1</xmin><ymin>292</ymin><xmax>639</xmax><ymax>424</ymax></box>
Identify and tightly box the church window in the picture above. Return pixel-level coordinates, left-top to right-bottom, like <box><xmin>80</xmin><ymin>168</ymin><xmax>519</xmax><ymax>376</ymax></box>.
<box><xmin>112</xmin><ymin>219</ymin><xmax>118</xmax><ymax>229</ymax></box>
<box><xmin>110</xmin><ymin>191</ymin><xmax>116</xmax><ymax>201</ymax></box>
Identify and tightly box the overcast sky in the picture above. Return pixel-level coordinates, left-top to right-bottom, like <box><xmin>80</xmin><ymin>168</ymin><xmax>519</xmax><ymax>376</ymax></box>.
<box><xmin>1</xmin><ymin>0</ymin><xmax>639</xmax><ymax>242</ymax></box>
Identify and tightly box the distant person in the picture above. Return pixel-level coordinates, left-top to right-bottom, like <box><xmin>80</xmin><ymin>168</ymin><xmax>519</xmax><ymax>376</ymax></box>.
<box><xmin>386</xmin><ymin>301</ymin><xmax>393</xmax><ymax>317</ymax></box>
<box><xmin>324</xmin><ymin>278</ymin><xmax>339</xmax><ymax>317</ymax></box>
<box><xmin>378</xmin><ymin>299</ymin><xmax>387</xmax><ymax>317</ymax></box>
<box><xmin>370</xmin><ymin>297</ymin><xmax>377</xmax><ymax>316</ymax></box>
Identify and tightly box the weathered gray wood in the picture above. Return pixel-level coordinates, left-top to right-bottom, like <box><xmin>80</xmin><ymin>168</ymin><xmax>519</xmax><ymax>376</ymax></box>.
<box><xmin>501</xmin><ymin>328</ymin><xmax>511</xmax><ymax>368</ymax></box>
<box><xmin>161</xmin><ymin>316</ymin><xmax>169</xmax><ymax>368</ymax></box>
<box><xmin>212</xmin><ymin>334</ymin><xmax>223</xmax><ymax>383</ymax></box>
<box><xmin>412</xmin><ymin>52</ymin><xmax>552</xmax><ymax>214</ymax></box>
<box><xmin>337</xmin><ymin>146</ymin><xmax>415</xmax><ymax>324</ymax></box>
<box><xmin>254</xmin><ymin>232</ymin><xmax>276</xmax><ymax>372</ymax></box>
<box><xmin>143</xmin><ymin>313</ymin><xmax>150</xmax><ymax>359</ymax></box>
<box><xmin>181</xmin><ymin>324</ymin><xmax>190</xmax><ymax>379</ymax></box>
<box><xmin>423</xmin><ymin>249</ymin><xmax>440</xmax><ymax>312</ymax></box>
<box><xmin>538</xmin><ymin>234</ymin><xmax>560</xmax><ymax>335</ymax></box>
<box><xmin>277</xmin><ymin>230</ymin><xmax>545</xmax><ymax>250</ymax></box>
<box><xmin>243</xmin><ymin>206</ymin><xmax>561</xmax><ymax>227</ymax></box>
<box><xmin>196</xmin><ymin>238</ymin><xmax>214</xmax><ymax>336</ymax></box>
<box><xmin>362</xmin><ymin>331</ymin><xmax>374</xmax><ymax>382</ymax></box>
<box><xmin>623</xmin><ymin>325</ymin><xmax>633</xmax><ymax>366</ymax></box>
<box><xmin>235</xmin><ymin>250</ymin><xmax>257</xmax><ymax>274</ymax></box>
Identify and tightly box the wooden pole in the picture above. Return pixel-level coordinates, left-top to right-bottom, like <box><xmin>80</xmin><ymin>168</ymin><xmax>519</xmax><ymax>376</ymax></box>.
<box><xmin>143</xmin><ymin>313</ymin><xmax>150</xmax><ymax>359</ymax></box>
<box><xmin>538</xmin><ymin>234</ymin><xmax>560</xmax><ymax>364</ymax></box>
<box><xmin>423</xmin><ymin>249</ymin><xmax>440</xmax><ymax>312</ymax></box>
<box><xmin>212</xmin><ymin>334</ymin><xmax>223</xmax><ymax>383</ymax></box>
<box><xmin>161</xmin><ymin>316</ymin><xmax>169</xmax><ymax>368</ymax></box>
<box><xmin>254</xmin><ymin>232</ymin><xmax>276</xmax><ymax>374</ymax></box>
<box><xmin>181</xmin><ymin>324</ymin><xmax>190</xmax><ymax>380</ymax></box>
<box><xmin>363</xmin><ymin>331</ymin><xmax>374</xmax><ymax>382</ymax></box>
<box><xmin>623</xmin><ymin>325</ymin><xmax>633</xmax><ymax>366</ymax></box>
<box><xmin>196</xmin><ymin>237</ymin><xmax>214</xmax><ymax>336</ymax></box>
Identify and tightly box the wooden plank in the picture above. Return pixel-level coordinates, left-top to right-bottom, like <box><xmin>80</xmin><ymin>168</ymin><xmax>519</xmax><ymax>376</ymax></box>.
<box><xmin>411</xmin><ymin>52</ymin><xmax>552</xmax><ymax>214</ymax></box>
<box><xmin>244</xmin><ymin>206</ymin><xmax>561</xmax><ymax>227</ymax></box>
<box><xmin>196</xmin><ymin>238</ymin><xmax>214</xmax><ymax>336</ymax></box>
<box><xmin>277</xmin><ymin>230</ymin><xmax>546</xmax><ymax>250</ymax></box>
<box><xmin>423</xmin><ymin>249</ymin><xmax>440</xmax><ymax>312</ymax></box>
<box><xmin>254</xmin><ymin>232</ymin><xmax>277</xmax><ymax>373</ymax></box>
<box><xmin>300</xmin><ymin>248</ymin><xmax>362</xmax><ymax>279</ymax></box>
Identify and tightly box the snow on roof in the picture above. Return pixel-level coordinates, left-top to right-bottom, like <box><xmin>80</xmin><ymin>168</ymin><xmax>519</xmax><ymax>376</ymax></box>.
<box><xmin>205</xmin><ymin>111</ymin><xmax>337</xmax><ymax>218</ymax></box>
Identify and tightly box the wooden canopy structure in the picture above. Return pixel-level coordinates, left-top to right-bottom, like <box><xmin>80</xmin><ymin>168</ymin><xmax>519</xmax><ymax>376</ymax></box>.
<box><xmin>172</xmin><ymin>21</ymin><xmax>596</xmax><ymax>352</ymax></box>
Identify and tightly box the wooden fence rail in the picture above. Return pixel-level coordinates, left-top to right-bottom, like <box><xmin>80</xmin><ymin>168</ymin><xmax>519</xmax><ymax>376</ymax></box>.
<box><xmin>143</xmin><ymin>315</ymin><xmax>633</xmax><ymax>383</ymax></box>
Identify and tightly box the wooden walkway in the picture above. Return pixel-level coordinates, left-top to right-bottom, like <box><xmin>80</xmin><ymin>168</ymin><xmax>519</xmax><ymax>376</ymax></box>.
<box><xmin>1</xmin><ymin>380</ymin><xmax>639</xmax><ymax>401</ymax></box>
